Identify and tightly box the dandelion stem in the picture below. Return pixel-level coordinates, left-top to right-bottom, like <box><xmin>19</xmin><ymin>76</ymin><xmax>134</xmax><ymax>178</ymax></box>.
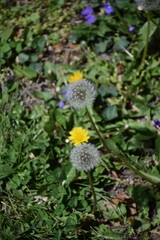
<box><xmin>138</xmin><ymin>12</ymin><xmax>150</xmax><ymax>71</ymax></box>
<box><xmin>88</xmin><ymin>171</ymin><xmax>97</xmax><ymax>215</ymax></box>
<box><xmin>146</xmin><ymin>11</ymin><xmax>159</xmax><ymax>27</ymax></box>
<box><xmin>86</xmin><ymin>107</ymin><xmax>160</xmax><ymax>184</ymax></box>
<box><xmin>113</xmin><ymin>152</ymin><xmax>160</xmax><ymax>184</ymax></box>
<box><xmin>85</xmin><ymin>107</ymin><xmax>110</xmax><ymax>152</ymax></box>
<box><xmin>108</xmin><ymin>0</ymin><xmax>134</xmax><ymax>40</ymax></box>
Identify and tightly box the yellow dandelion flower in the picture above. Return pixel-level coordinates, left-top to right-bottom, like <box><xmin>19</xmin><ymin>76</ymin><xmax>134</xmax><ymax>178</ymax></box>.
<box><xmin>68</xmin><ymin>127</ymin><xmax>90</xmax><ymax>146</ymax></box>
<box><xmin>68</xmin><ymin>71</ymin><xmax>83</xmax><ymax>83</ymax></box>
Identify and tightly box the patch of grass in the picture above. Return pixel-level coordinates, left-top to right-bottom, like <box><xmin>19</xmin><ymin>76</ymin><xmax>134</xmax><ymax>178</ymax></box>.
<box><xmin>1</xmin><ymin>0</ymin><xmax>160</xmax><ymax>239</ymax></box>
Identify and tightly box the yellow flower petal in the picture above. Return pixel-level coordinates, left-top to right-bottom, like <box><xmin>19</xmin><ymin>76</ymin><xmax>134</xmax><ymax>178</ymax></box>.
<box><xmin>68</xmin><ymin>127</ymin><xmax>90</xmax><ymax>146</ymax></box>
<box><xmin>68</xmin><ymin>71</ymin><xmax>83</xmax><ymax>83</ymax></box>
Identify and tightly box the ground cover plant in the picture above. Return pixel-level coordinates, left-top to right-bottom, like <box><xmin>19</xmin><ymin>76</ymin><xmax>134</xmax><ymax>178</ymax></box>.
<box><xmin>1</xmin><ymin>0</ymin><xmax>160</xmax><ymax>239</ymax></box>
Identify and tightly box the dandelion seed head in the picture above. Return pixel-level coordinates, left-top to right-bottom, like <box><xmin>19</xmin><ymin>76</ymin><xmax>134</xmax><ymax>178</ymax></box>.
<box><xmin>70</xmin><ymin>143</ymin><xmax>100</xmax><ymax>171</ymax></box>
<box><xmin>65</xmin><ymin>80</ymin><xmax>96</xmax><ymax>109</ymax></box>
<box><xmin>135</xmin><ymin>0</ymin><xmax>160</xmax><ymax>10</ymax></box>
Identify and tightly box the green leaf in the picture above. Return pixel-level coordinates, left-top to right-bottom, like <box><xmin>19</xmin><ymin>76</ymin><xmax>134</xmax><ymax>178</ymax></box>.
<box><xmin>22</xmin><ymin>66</ymin><xmax>37</xmax><ymax>78</ymax></box>
<box><xmin>0</xmin><ymin>28</ymin><xmax>13</xmax><ymax>41</ymax></box>
<box><xmin>32</xmin><ymin>36</ymin><xmax>46</xmax><ymax>51</ymax></box>
<box><xmin>30</xmin><ymin>54</ymin><xmax>38</xmax><ymax>62</ymax></box>
<box><xmin>136</xmin><ymin>20</ymin><xmax>157</xmax><ymax>54</ymax></box>
<box><xmin>13</xmin><ymin>65</ymin><xmax>37</xmax><ymax>78</ymax></box>
<box><xmin>0</xmin><ymin>164</ymin><xmax>14</xmax><ymax>179</ymax></box>
<box><xmin>15</xmin><ymin>42</ymin><xmax>22</xmax><ymax>53</ymax></box>
<box><xmin>44</xmin><ymin>61</ymin><xmax>57</xmax><ymax>77</ymax></box>
<box><xmin>33</xmin><ymin>90</ymin><xmax>53</xmax><ymax>102</ymax></box>
<box><xmin>98</xmin><ymin>85</ymin><xmax>118</xmax><ymax>97</ymax></box>
<box><xmin>1</xmin><ymin>43</ymin><xmax>11</xmax><ymax>53</ymax></box>
<box><xmin>106</xmin><ymin>138</ymin><xmax>120</xmax><ymax>153</ymax></box>
<box><xmin>18</xmin><ymin>53</ymin><xmax>29</xmax><ymax>63</ymax></box>
<box><xmin>114</xmin><ymin>36</ymin><xmax>129</xmax><ymax>51</ymax></box>
<box><xmin>95</xmin><ymin>40</ymin><xmax>109</xmax><ymax>53</ymax></box>
<box><xmin>62</xmin><ymin>167</ymin><xmax>76</xmax><ymax>186</ymax></box>
<box><xmin>54</xmin><ymin>109</ymin><xmax>67</xmax><ymax>128</ymax></box>
<box><xmin>27</xmin><ymin>12</ymin><xmax>40</xmax><ymax>23</ymax></box>
<box><xmin>126</xmin><ymin>120</ymin><xmax>157</xmax><ymax>139</ymax></box>
<box><xmin>101</xmin><ymin>105</ymin><xmax>118</xmax><ymax>120</ymax></box>
<box><xmin>29</xmin><ymin>63</ymin><xmax>42</xmax><ymax>72</ymax></box>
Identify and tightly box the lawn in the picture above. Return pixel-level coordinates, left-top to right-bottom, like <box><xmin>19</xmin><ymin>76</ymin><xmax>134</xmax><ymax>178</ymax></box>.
<box><xmin>0</xmin><ymin>0</ymin><xmax>160</xmax><ymax>239</ymax></box>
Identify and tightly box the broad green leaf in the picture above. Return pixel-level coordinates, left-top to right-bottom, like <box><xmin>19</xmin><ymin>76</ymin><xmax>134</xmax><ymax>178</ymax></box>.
<box><xmin>30</xmin><ymin>54</ymin><xmax>38</xmax><ymax>62</ymax></box>
<box><xmin>22</xmin><ymin>66</ymin><xmax>37</xmax><ymax>78</ymax></box>
<box><xmin>0</xmin><ymin>28</ymin><xmax>13</xmax><ymax>41</ymax></box>
<box><xmin>1</xmin><ymin>43</ymin><xmax>10</xmax><ymax>53</ymax></box>
<box><xmin>95</xmin><ymin>40</ymin><xmax>108</xmax><ymax>53</ymax></box>
<box><xmin>106</xmin><ymin>138</ymin><xmax>120</xmax><ymax>153</ymax></box>
<box><xmin>44</xmin><ymin>61</ymin><xmax>57</xmax><ymax>77</ymax></box>
<box><xmin>33</xmin><ymin>90</ymin><xmax>53</xmax><ymax>102</ymax></box>
<box><xmin>18</xmin><ymin>53</ymin><xmax>29</xmax><ymax>63</ymax></box>
<box><xmin>101</xmin><ymin>105</ymin><xmax>118</xmax><ymax>120</ymax></box>
<box><xmin>0</xmin><ymin>164</ymin><xmax>14</xmax><ymax>179</ymax></box>
<box><xmin>114</xmin><ymin>36</ymin><xmax>129</xmax><ymax>51</ymax></box>
<box><xmin>62</xmin><ymin>167</ymin><xmax>76</xmax><ymax>186</ymax></box>
<box><xmin>32</xmin><ymin>36</ymin><xmax>46</xmax><ymax>51</ymax></box>
<box><xmin>136</xmin><ymin>20</ymin><xmax>158</xmax><ymax>54</ymax></box>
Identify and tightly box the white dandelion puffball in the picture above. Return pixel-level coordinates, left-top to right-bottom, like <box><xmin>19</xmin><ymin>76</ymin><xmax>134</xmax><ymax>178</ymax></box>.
<box><xmin>70</xmin><ymin>143</ymin><xmax>100</xmax><ymax>172</ymax></box>
<box><xmin>135</xmin><ymin>0</ymin><xmax>160</xmax><ymax>10</ymax></box>
<box><xmin>65</xmin><ymin>80</ymin><xmax>96</xmax><ymax>109</ymax></box>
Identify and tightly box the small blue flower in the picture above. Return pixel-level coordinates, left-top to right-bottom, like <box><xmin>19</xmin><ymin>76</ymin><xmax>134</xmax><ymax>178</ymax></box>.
<box><xmin>84</xmin><ymin>14</ymin><xmax>96</xmax><ymax>24</ymax></box>
<box><xmin>129</xmin><ymin>26</ymin><xmax>136</xmax><ymax>32</ymax></box>
<box><xmin>58</xmin><ymin>101</ymin><xmax>65</xmax><ymax>109</ymax></box>
<box><xmin>81</xmin><ymin>7</ymin><xmax>96</xmax><ymax>24</ymax></box>
<box><xmin>153</xmin><ymin>119</ymin><xmax>160</xmax><ymax>128</ymax></box>
<box><xmin>104</xmin><ymin>2</ymin><xmax>114</xmax><ymax>14</ymax></box>
<box><xmin>81</xmin><ymin>7</ymin><xmax>94</xmax><ymax>16</ymax></box>
<box><xmin>61</xmin><ymin>89</ymin><xmax>67</xmax><ymax>94</ymax></box>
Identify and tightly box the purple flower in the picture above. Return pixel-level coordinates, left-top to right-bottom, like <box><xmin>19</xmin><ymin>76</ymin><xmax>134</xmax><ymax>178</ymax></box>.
<box><xmin>61</xmin><ymin>89</ymin><xmax>67</xmax><ymax>94</ymax></box>
<box><xmin>129</xmin><ymin>26</ymin><xmax>136</xmax><ymax>32</ymax></box>
<box><xmin>81</xmin><ymin>7</ymin><xmax>96</xmax><ymax>24</ymax></box>
<box><xmin>104</xmin><ymin>2</ymin><xmax>114</xmax><ymax>14</ymax></box>
<box><xmin>84</xmin><ymin>14</ymin><xmax>96</xmax><ymax>24</ymax></box>
<box><xmin>81</xmin><ymin>7</ymin><xmax>94</xmax><ymax>16</ymax></box>
<box><xmin>58</xmin><ymin>101</ymin><xmax>65</xmax><ymax>109</ymax></box>
<box><xmin>153</xmin><ymin>119</ymin><xmax>160</xmax><ymax>128</ymax></box>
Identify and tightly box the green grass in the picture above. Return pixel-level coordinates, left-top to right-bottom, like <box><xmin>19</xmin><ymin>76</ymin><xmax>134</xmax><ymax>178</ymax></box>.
<box><xmin>1</xmin><ymin>0</ymin><xmax>160</xmax><ymax>239</ymax></box>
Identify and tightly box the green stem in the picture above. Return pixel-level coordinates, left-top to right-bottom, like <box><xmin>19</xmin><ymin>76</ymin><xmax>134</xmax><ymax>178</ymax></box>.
<box><xmin>146</xmin><ymin>11</ymin><xmax>159</xmax><ymax>27</ymax></box>
<box><xmin>108</xmin><ymin>0</ymin><xmax>134</xmax><ymax>40</ymax></box>
<box><xmin>113</xmin><ymin>152</ymin><xmax>160</xmax><ymax>184</ymax></box>
<box><xmin>86</xmin><ymin>107</ymin><xmax>160</xmax><ymax>184</ymax></box>
<box><xmin>88</xmin><ymin>171</ymin><xmax>97</xmax><ymax>215</ymax></box>
<box><xmin>85</xmin><ymin>107</ymin><xmax>110</xmax><ymax>152</ymax></box>
<box><xmin>138</xmin><ymin>13</ymin><xmax>150</xmax><ymax>71</ymax></box>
